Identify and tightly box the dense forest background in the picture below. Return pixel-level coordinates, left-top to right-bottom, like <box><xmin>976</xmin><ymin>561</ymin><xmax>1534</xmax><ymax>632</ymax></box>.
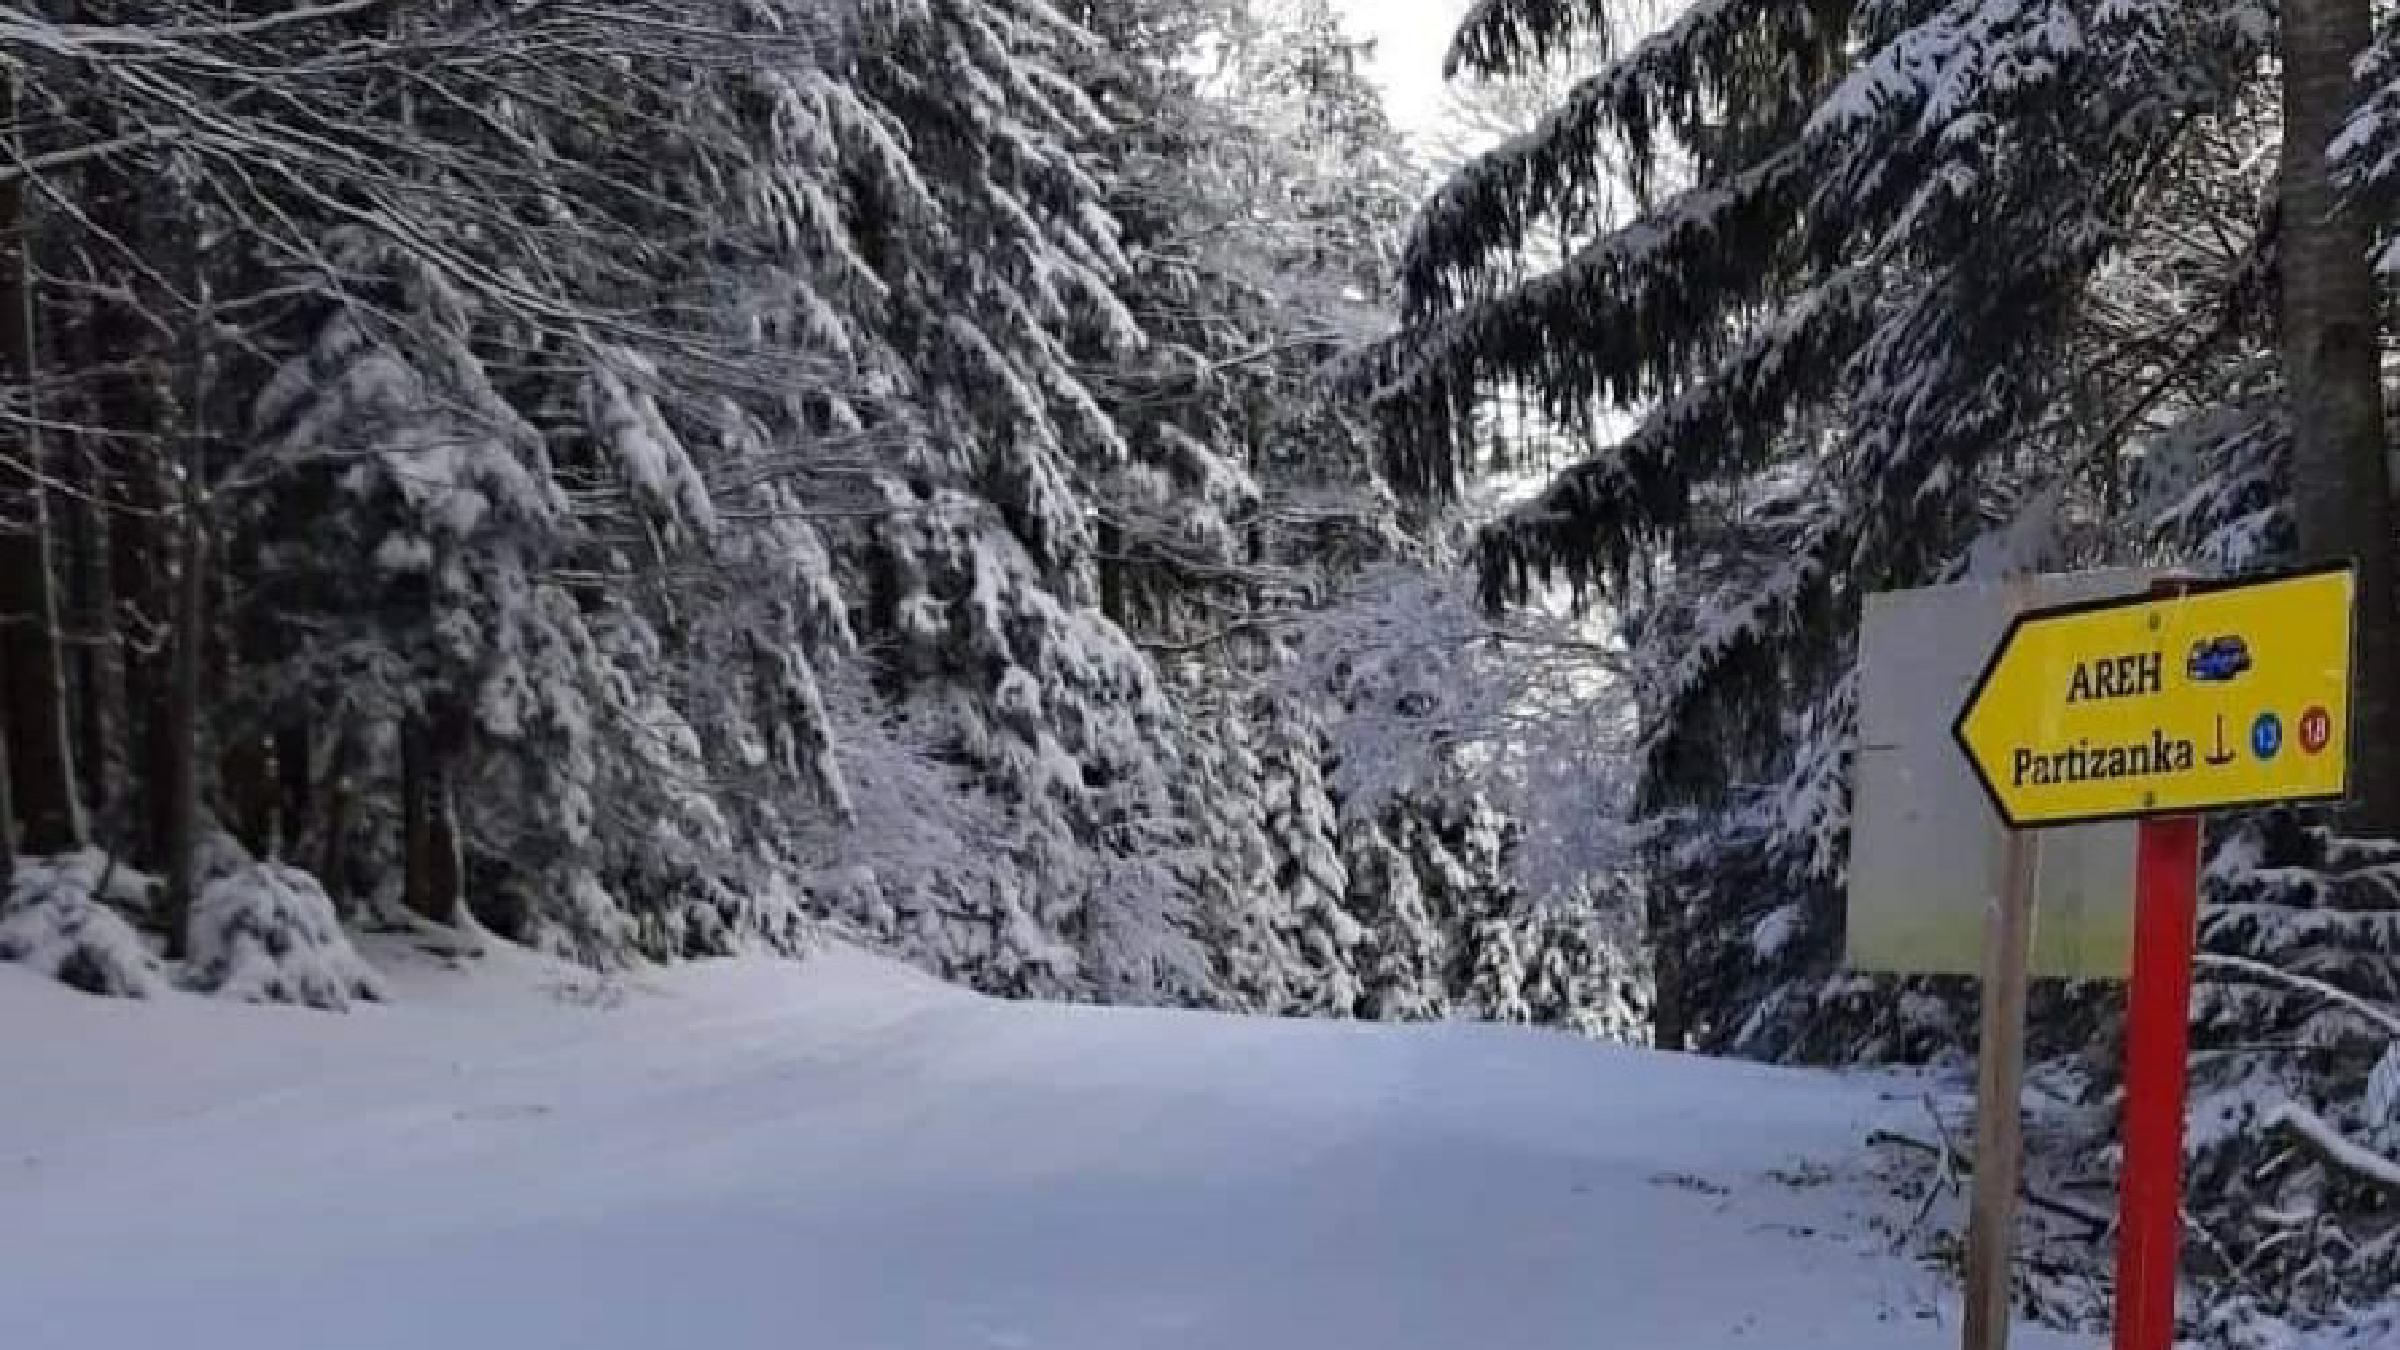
<box><xmin>5</xmin><ymin>0</ymin><xmax>2400</xmax><ymax>1343</ymax></box>
<box><xmin>0</xmin><ymin>0</ymin><xmax>1640</xmax><ymax>1028</ymax></box>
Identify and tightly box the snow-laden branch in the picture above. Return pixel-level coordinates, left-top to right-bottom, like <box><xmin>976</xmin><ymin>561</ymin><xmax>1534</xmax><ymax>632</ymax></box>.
<box><xmin>2262</xmin><ymin>1102</ymin><xmax>2400</xmax><ymax>1196</ymax></box>
<box><xmin>0</xmin><ymin>0</ymin><xmax>389</xmax><ymax>50</ymax></box>
<box><xmin>2198</xmin><ymin>953</ymin><xmax>2400</xmax><ymax>1040</ymax></box>
<box><xmin>0</xmin><ymin>129</ymin><xmax>190</xmax><ymax>187</ymax></box>
<box><xmin>1277</xmin><ymin>561</ymin><xmax>1640</xmax><ymax>901</ymax></box>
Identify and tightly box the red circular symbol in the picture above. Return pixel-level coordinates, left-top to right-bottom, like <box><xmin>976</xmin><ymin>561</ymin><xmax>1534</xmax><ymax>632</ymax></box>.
<box><xmin>2299</xmin><ymin>706</ymin><xmax>2333</xmax><ymax>755</ymax></box>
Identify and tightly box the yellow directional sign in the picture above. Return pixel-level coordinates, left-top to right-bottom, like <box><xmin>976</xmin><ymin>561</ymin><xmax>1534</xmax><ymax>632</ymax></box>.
<box><xmin>1954</xmin><ymin>566</ymin><xmax>2355</xmax><ymax>827</ymax></box>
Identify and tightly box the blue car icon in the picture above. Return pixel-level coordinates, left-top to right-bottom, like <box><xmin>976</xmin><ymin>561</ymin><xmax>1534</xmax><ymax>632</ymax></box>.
<box><xmin>2187</xmin><ymin>635</ymin><xmax>2252</xmax><ymax>682</ymax></box>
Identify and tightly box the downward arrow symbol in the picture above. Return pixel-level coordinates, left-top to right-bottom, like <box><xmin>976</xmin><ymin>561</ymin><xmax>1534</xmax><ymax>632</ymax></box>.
<box><xmin>2205</xmin><ymin>715</ymin><xmax>2236</xmax><ymax>767</ymax></box>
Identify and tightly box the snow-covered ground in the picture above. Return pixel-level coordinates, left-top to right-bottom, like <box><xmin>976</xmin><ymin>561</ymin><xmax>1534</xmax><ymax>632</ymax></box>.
<box><xmin>0</xmin><ymin>939</ymin><xmax>2094</xmax><ymax>1350</ymax></box>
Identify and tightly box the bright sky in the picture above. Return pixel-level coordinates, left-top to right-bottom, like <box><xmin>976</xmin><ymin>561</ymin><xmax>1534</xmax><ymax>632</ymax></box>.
<box><xmin>1328</xmin><ymin>0</ymin><xmax>1477</xmax><ymax>143</ymax></box>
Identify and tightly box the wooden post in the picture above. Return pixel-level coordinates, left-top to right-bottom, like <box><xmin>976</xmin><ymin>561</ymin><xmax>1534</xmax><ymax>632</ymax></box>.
<box><xmin>1964</xmin><ymin>824</ymin><xmax>2038</xmax><ymax>1350</ymax></box>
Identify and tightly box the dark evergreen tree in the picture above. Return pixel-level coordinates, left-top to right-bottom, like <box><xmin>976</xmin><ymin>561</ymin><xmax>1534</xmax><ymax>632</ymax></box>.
<box><xmin>1368</xmin><ymin>0</ymin><xmax>2286</xmax><ymax>1052</ymax></box>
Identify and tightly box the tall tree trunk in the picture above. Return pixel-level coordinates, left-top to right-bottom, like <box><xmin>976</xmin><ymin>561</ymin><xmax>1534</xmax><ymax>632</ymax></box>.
<box><xmin>62</xmin><ymin>436</ymin><xmax>120</xmax><ymax>839</ymax></box>
<box><xmin>401</xmin><ymin>715</ymin><xmax>465</xmax><ymax>926</ymax></box>
<box><xmin>0</xmin><ymin>692</ymin><xmax>15</xmax><ymax>880</ymax></box>
<box><xmin>1097</xmin><ymin>519</ymin><xmax>1129</xmax><ymax>624</ymax></box>
<box><xmin>124</xmin><ymin>446</ymin><xmax>172</xmax><ymax>870</ymax></box>
<box><xmin>157</xmin><ymin>268</ymin><xmax>214</xmax><ymax>959</ymax></box>
<box><xmin>275</xmin><ymin>722</ymin><xmax>310</xmax><ymax>864</ymax></box>
<box><xmin>316</xmin><ymin>727</ymin><xmax>356</xmax><ymax>903</ymax></box>
<box><xmin>1647</xmin><ymin>876</ymin><xmax>1688</xmax><ymax>1052</ymax></box>
<box><xmin>157</xmin><ymin>450</ymin><xmax>208</xmax><ymax>959</ymax></box>
<box><xmin>71</xmin><ymin>43</ymin><xmax>169</xmax><ymax>870</ymax></box>
<box><xmin>0</xmin><ymin>70</ymin><xmax>85</xmax><ymax>856</ymax></box>
<box><xmin>220</xmin><ymin>734</ymin><xmax>271</xmax><ymax>860</ymax></box>
<box><xmin>212</xmin><ymin>501</ymin><xmax>276</xmax><ymax>856</ymax></box>
<box><xmin>2283</xmin><ymin>0</ymin><xmax>2400</xmax><ymax>835</ymax></box>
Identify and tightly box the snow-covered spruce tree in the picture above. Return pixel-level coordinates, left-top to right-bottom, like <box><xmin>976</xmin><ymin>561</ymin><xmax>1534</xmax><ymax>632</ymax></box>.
<box><xmin>1364</xmin><ymin>0</ymin><xmax>2286</xmax><ymax>1056</ymax></box>
<box><xmin>1249</xmin><ymin>702</ymin><xmax>1366</xmax><ymax>1014</ymax></box>
<box><xmin>0</xmin><ymin>2</ymin><xmax>916</xmax><ymax>971</ymax></box>
<box><xmin>3</xmin><ymin>0</ymin><xmax>1627</xmax><ymax>1031</ymax></box>
<box><xmin>217</xmin><ymin>0</ymin><xmax>880</xmax><ymax>961</ymax></box>
<box><xmin>8</xmin><ymin>0</ymin><xmax>1239</xmax><ymax>988</ymax></box>
<box><xmin>1344</xmin><ymin>810</ymin><xmax>1451</xmax><ymax>1021</ymax></box>
<box><xmin>1058</xmin><ymin>0</ymin><xmax>1445</xmax><ymax>1015</ymax></box>
<box><xmin>702</xmin><ymin>0</ymin><xmax>1313</xmax><ymax>1004</ymax></box>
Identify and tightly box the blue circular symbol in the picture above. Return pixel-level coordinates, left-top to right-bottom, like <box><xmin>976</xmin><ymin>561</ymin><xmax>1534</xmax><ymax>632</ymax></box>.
<box><xmin>2251</xmin><ymin>712</ymin><xmax>2284</xmax><ymax>761</ymax></box>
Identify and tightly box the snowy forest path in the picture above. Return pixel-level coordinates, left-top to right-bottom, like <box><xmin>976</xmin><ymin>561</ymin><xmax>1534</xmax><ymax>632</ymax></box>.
<box><xmin>0</xmin><ymin>942</ymin><xmax>2095</xmax><ymax>1350</ymax></box>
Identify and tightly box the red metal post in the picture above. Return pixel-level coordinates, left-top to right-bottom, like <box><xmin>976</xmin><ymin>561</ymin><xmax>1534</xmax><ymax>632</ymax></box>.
<box><xmin>2113</xmin><ymin>813</ymin><xmax>2201</xmax><ymax>1350</ymax></box>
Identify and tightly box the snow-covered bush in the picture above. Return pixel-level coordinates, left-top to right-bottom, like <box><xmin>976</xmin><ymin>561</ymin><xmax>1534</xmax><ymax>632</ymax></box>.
<box><xmin>188</xmin><ymin>863</ymin><xmax>386</xmax><ymax>1011</ymax></box>
<box><xmin>0</xmin><ymin>852</ymin><xmax>165</xmax><ymax>998</ymax></box>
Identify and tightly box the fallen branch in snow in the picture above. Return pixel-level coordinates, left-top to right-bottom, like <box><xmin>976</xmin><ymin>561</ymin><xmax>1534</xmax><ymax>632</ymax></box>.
<box><xmin>2262</xmin><ymin>1102</ymin><xmax>2400</xmax><ymax>1197</ymax></box>
<box><xmin>1866</xmin><ymin>1129</ymin><xmax>2113</xmax><ymax>1240</ymax></box>
<box><xmin>1901</xmin><ymin>1095</ymin><xmax>1969</xmax><ymax>1240</ymax></box>
<box><xmin>1899</xmin><ymin>1121</ymin><xmax>1961</xmax><ymax>1239</ymax></box>
<box><xmin>2177</xmin><ymin>1203</ymin><xmax>2253</xmax><ymax>1290</ymax></box>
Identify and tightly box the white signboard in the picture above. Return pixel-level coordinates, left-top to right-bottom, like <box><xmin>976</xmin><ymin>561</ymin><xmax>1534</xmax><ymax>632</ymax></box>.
<box><xmin>1847</xmin><ymin>570</ymin><xmax>2151</xmax><ymax>980</ymax></box>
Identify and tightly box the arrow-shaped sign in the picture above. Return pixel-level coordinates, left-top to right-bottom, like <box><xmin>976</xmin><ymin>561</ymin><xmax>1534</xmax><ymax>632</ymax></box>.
<box><xmin>1953</xmin><ymin>565</ymin><xmax>2356</xmax><ymax>828</ymax></box>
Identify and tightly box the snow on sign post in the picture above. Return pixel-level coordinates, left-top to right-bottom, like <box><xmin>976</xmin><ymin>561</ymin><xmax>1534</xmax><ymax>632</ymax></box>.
<box><xmin>1938</xmin><ymin>563</ymin><xmax>2357</xmax><ymax>1350</ymax></box>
